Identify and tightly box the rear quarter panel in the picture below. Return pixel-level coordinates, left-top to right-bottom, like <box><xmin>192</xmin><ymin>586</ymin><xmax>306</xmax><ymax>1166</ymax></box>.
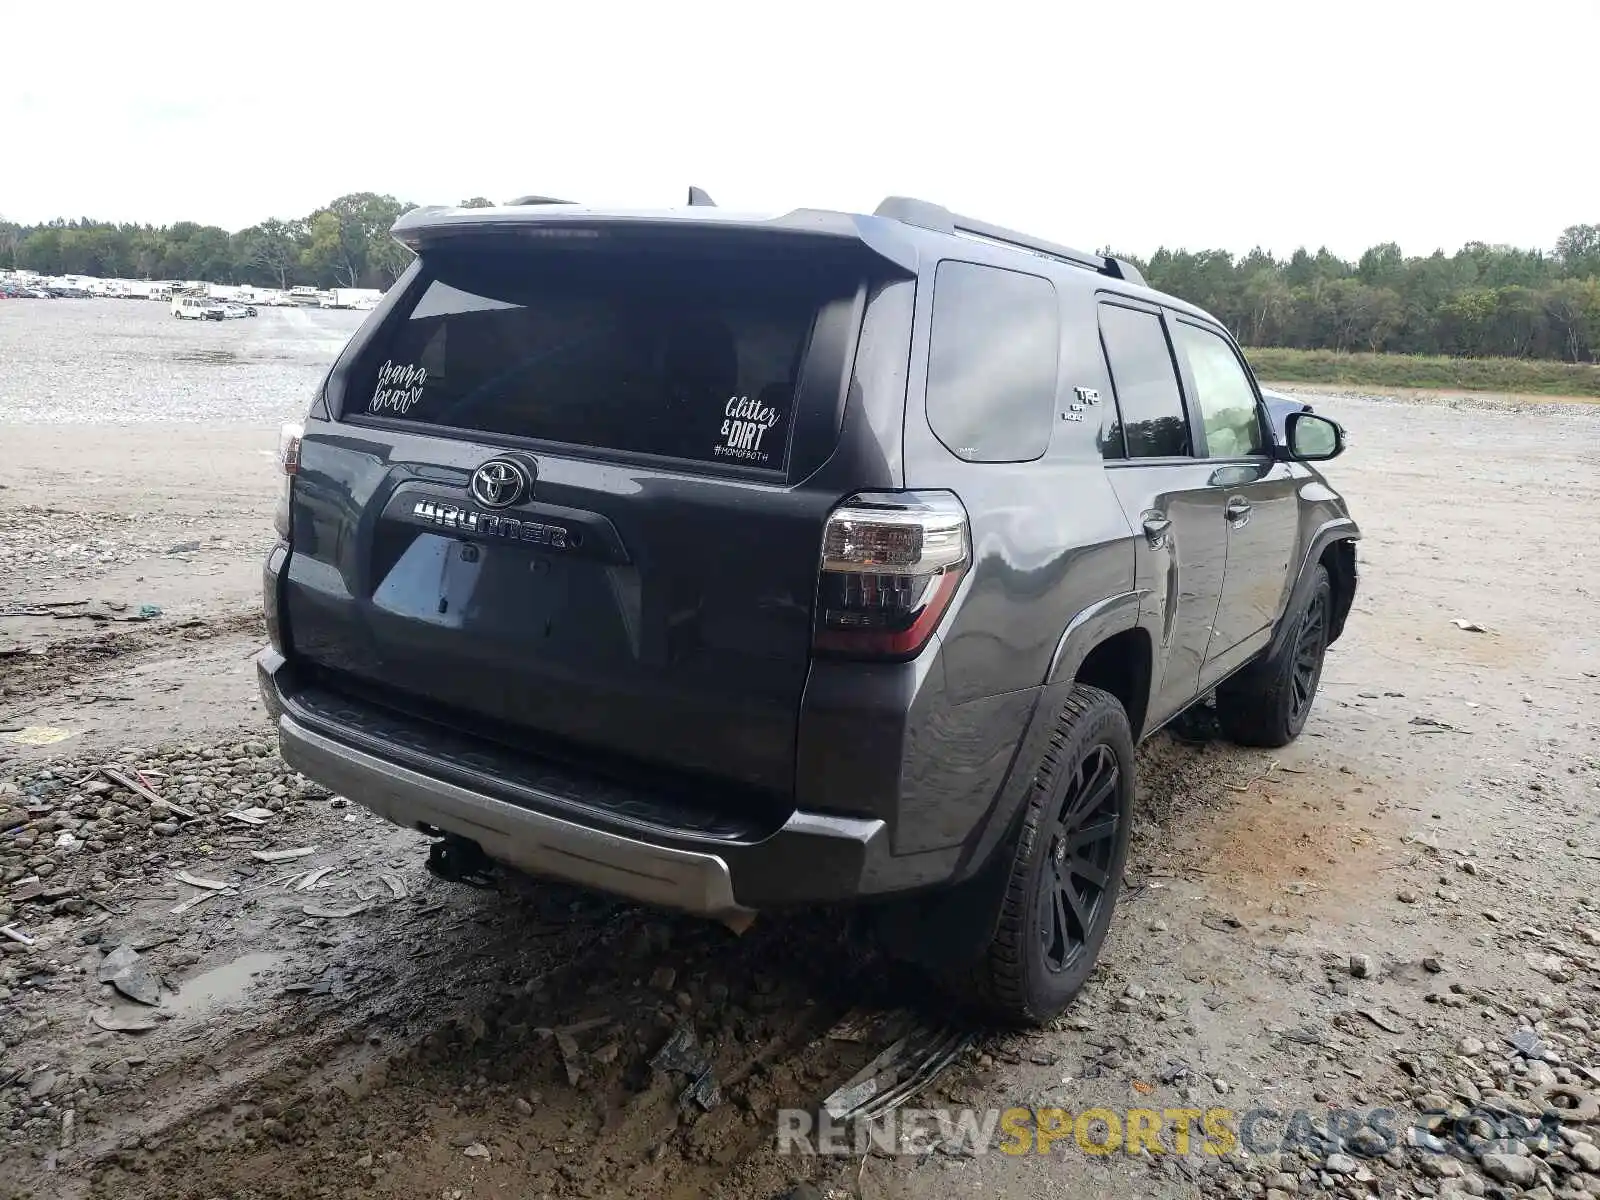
<box><xmin>883</xmin><ymin>256</ymin><xmax>1139</xmax><ymax>858</ymax></box>
<box><xmin>902</xmin><ymin>260</ymin><xmax>1137</xmax><ymax>705</ymax></box>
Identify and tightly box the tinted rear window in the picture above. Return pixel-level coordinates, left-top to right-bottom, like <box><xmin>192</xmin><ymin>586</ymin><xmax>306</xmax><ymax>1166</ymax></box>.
<box><xmin>358</xmin><ymin>248</ymin><xmax>849</xmax><ymax>470</ymax></box>
<box><xmin>1097</xmin><ymin>303</ymin><xmax>1191</xmax><ymax>458</ymax></box>
<box><xmin>925</xmin><ymin>261</ymin><xmax>1059</xmax><ymax>463</ymax></box>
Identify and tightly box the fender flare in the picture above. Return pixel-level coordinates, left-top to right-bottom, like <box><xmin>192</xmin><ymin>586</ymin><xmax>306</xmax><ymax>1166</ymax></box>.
<box><xmin>1044</xmin><ymin>590</ymin><xmax>1147</xmax><ymax>687</ymax></box>
<box><xmin>1264</xmin><ymin>518</ymin><xmax>1360</xmax><ymax>663</ymax></box>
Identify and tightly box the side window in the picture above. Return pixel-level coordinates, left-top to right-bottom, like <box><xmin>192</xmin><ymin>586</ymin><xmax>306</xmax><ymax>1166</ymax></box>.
<box><xmin>1097</xmin><ymin>303</ymin><xmax>1190</xmax><ymax>458</ymax></box>
<box><xmin>1171</xmin><ymin>322</ymin><xmax>1265</xmax><ymax>459</ymax></box>
<box><xmin>926</xmin><ymin>261</ymin><xmax>1059</xmax><ymax>463</ymax></box>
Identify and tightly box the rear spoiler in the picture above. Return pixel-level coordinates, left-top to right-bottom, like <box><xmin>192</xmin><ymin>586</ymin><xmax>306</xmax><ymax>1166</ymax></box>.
<box><xmin>390</xmin><ymin>204</ymin><xmax>924</xmax><ymax>273</ymax></box>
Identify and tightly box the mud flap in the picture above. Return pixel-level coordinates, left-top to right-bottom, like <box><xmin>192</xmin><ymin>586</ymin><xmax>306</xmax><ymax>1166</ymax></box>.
<box><xmin>864</xmin><ymin>817</ymin><xmax>1021</xmax><ymax>970</ymax></box>
<box><xmin>867</xmin><ymin>681</ymin><xmax>1063</xmax><ymax>970</ymax></box>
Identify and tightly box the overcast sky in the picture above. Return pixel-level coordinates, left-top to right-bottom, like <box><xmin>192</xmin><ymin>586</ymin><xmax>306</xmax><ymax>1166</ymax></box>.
<box><xmin>5</xmin><ymin>1</ymin><xmax>1597</xmax><ymax>259</ymax></box>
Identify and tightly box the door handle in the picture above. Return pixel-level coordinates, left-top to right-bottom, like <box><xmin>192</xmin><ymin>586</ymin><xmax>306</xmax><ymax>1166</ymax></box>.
<box><xmin>1225</xmin><ymin>496</ymin><xmax>1252</xmax><ymax>525</ymax></box>
<box><xmin>1140</xmin><ymin>511</ymin><xmax>1171</xmax><ymax>548</ymax></box>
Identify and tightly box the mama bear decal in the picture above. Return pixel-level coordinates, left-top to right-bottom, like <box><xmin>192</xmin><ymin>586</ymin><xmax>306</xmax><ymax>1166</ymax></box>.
<box><xmin>368</xmin><ymin>360</ymin><xmax>428</xmax><ymax>415</ymax></box>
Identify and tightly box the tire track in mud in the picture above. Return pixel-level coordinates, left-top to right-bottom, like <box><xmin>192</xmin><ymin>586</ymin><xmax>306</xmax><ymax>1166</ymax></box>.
<box><xmin>0</xmin><ymin>669</ymin><xmax>965</xmax><ymax>1200</ymax></box>
<box><xmin>0</xmin><ymin>610</ymin><xmax>267</xmax><ymax>717</ymax></box>
<box><xmin>0</xmin><ymin>726</ymin><xmax>914</xmax><ymax>1200</ymax></box>
<box><xmin>83</xmin><ymin>883</ymin><xmax>906</xmax><ymax>1200</ymax></box>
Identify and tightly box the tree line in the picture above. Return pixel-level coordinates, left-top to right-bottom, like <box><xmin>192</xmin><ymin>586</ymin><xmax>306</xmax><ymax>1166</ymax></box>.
<box><xmin>0</xmin><ymin>194</ymin><xmax>496</xmax><ymax>293</ymax></box>
<box><xmin>1129</xmin><ymin>225</ymin><xmax>1600</xmax><ymax>363</ymax></box>
<box><xmin>2</xmin><ymin>197</ymin><xmax>1597</xmax><ymax>362</ymax></box>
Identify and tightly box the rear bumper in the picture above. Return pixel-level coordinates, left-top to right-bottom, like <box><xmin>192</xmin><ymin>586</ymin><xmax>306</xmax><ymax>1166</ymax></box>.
<box><xmin>278</xmin><ymin>713</ymin><xmax>753</xmax><ymax>917</ymax></box>
<box><xmin>256</xmin><ymin>650</ymin><xmax>899</xmax><ymax>916</ymax></box>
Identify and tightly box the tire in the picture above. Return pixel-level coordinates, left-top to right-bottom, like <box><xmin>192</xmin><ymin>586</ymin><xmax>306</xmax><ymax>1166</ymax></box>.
<box><xmin>964</xmin><ymin>684</ymin><xmax>1135</xmax><ymax>1026</ymax></box>
<box><xmin>1217</xmin><ymin>564</ymin><xmax>1332</xmax><ymax>748</ymax></box>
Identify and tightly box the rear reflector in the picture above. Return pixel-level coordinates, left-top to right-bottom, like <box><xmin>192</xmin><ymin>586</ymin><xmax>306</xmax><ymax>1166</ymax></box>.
<box><xmin>814</xmin><ymin>492</ymin><xmax>969</xmax><ymax>659</ymax></box>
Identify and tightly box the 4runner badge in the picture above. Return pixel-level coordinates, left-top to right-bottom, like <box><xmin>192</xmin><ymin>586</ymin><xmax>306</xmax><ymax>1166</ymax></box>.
<box><xmin>411</xmin><ymin>501</ymin><xmax>569</xmax><ymax>550</ymax></box>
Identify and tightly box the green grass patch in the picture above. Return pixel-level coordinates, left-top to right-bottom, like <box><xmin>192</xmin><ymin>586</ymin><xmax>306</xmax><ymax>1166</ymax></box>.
<box><xmin>1246</xmin><ymin>347</ymin><xmax>1600</xmax><ymax>398</ymax></box>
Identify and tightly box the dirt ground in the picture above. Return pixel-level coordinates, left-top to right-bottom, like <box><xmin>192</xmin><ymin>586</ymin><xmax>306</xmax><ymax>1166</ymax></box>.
<box><xmin>2</xmin><ymin>386</ymin><xmax>1598</xmax><ymax>1200</ymax></box>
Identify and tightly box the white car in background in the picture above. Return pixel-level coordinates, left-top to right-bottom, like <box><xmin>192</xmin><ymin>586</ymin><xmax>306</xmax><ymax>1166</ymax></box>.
<box><xmin>171</xmin><ymin>296</ymin><xmax>226</xmax><ymax>321</ymax></box>
<box><xmin>1260</xmin><ymin>387</ymin><xmax>1317</xmax><ymax>447</ymax></box>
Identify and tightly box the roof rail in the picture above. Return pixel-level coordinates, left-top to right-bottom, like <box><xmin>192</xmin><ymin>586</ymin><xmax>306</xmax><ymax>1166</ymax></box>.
<box><xmin>506</xmin><ymin>195</ymin><xmax>576</xmax><ymax>206</ymax></box>
<box><xmin>872</xmin><ymin>196</ymin><xmax>1145</xmax><ymax>287</ymax></box>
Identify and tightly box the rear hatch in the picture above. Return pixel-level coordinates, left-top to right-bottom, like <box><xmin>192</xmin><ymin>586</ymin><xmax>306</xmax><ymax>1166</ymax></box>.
<box><xmin>280</xmin><ymin>221</ymin><xmax>902</xmax><ymax>806</ymax></box>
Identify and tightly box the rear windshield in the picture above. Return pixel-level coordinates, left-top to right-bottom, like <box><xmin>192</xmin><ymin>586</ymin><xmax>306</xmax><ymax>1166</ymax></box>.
<box><xmin>356</xmin><ymin>245</ymin><xmax>847</xmax><ymax>471</ymax></box>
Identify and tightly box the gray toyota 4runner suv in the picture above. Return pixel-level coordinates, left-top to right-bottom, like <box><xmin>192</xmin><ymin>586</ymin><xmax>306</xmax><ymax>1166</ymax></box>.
<box><xmin>257</xmin><ymin>193</ymin><xmax>1359</xmax><ymax>1025</ymax></box>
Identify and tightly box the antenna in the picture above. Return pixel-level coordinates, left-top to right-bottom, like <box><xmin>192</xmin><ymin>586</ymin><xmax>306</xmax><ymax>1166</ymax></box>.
<box><xmin>687</xmin><ymin>187</ymin><xmax>716</xmax><ymax>207</ymax></box>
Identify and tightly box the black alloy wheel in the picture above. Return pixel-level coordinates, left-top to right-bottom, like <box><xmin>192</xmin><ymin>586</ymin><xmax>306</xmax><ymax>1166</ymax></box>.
<box><xmin>1289</xmin><ymin>585</ymin><xmax>1329</xmax><ymax>725</ymax></box>
<box><xmin>1039</xmin><ymin>743</ymin><xmax>1120</xmax><ymax>973</ymax></box>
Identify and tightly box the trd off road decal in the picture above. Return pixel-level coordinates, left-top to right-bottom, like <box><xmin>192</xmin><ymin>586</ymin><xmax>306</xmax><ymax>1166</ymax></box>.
<box><xmin>368</xmin><ymin>360</ymin><xmax>428</xmax><ymax>415</ymax></box>
<box><xmin>714</xmin><ymin>394</ymin><xmax>784</xmax><ymax>466</ymax></box>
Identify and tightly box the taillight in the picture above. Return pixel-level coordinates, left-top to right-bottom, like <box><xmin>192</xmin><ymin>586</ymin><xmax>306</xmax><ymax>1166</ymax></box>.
<box><xmin>814</xmin><ymin>491</ymin><xmax>970</xmax><ymax>659</ymax></box>
<box><xmin>273</xmin><ymin>422</ymin><xmax>302</xmax><ymax>539</ymax></box>
<box><xmin>278</xmin><ymin>423</ymin><xmax>303</xmax><ymax>474</ymax></box>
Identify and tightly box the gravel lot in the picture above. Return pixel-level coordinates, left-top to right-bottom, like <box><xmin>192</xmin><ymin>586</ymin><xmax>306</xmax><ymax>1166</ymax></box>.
<box><xmin>0</xmin><ymin>299</ymin><xmax>359</xmax><ymax>425</ymax></box>
<box><xmin>1</xmin><ymin>301</ymin><xmax>1598</xmax><ymax>1200</ymax></box>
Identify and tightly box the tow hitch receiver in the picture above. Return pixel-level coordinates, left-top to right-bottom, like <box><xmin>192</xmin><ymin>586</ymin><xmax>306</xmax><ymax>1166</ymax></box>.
<box><xmin>425</xmin><ymin>834</ymin><xmax>495</xmax><ymax>887</ymax></box>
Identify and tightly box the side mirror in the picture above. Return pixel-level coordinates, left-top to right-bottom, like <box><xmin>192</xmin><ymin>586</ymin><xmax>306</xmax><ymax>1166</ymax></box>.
<box><xmin>1285</xmin><ymin>411</ymin><xmax>1344</xmax><ymax>462</ymax></box>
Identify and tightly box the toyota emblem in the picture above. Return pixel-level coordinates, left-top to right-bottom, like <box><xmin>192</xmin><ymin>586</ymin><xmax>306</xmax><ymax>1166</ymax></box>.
<box><xmin>469</xmin><ymin>458</ymin><xmax>533</xmax><ymax>509</ymax></box>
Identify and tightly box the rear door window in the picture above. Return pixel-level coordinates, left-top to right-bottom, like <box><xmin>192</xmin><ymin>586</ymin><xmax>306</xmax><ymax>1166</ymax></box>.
<box><xmin>356</xmin><ymin>248</ymin><xmax>850</xmax><ymax>471</ymax></box>
<box><xmin>1096</xmin><ymin>302</ymin><xmax>1191</xmax><ymax>458</ymax></box>
<box><xmin>925</xmin><ymin>261</ymin><xmax>1059</xmax><ymax>463</ymax></box>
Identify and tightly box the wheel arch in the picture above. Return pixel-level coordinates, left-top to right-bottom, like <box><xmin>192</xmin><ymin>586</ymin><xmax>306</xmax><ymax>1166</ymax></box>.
<box><xmin>1045</xmin><ymin>590</ymin><xmax>1155</xmax><ymax>737</ymax></box>
<box><xmin>1320</xmin><ymin>537</ymin><xmax>1357</xmax><ymax>646</ymax></box>
<box><xmin>1266</xmin><ymin>518</ymin><xmax>1360</xmax><ymax>663</ymax></box>
<box><xmin>1072</xmin><ymin>628</ymin><xmax>1153</xmax><ymax>743</ymax></box>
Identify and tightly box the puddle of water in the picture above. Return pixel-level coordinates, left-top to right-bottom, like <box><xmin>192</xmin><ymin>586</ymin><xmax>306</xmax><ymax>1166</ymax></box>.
<box><xmin>169</xmin><ymin>951</ymin><xmax>285</xmax><ymax>1017</ymax></box>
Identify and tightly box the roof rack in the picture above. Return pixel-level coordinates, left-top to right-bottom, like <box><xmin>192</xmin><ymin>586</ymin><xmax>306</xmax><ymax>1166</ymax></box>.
<box><xmin>506</xmin><ymin>194</ymin><xmax>576</xmax><ymax>206</ymax></box>
<box><xmin>872</xmin><ymin>196</ymin><xmax>1146</xmax><ymax>287</ymax></box>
